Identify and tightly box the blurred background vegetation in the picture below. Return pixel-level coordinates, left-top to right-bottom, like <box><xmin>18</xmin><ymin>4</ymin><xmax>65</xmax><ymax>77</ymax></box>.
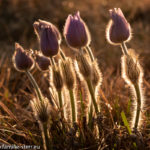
<box><xmin>0</xmin><ymin>0</ymin><xmax>150</xmax><ymax>66</ymax></box>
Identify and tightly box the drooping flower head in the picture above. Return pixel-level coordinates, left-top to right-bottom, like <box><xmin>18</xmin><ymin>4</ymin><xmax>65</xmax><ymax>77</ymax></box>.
<box><xmin>35</xmin><ymin>51</ymin><xmax>51</xmax><ymax>71</ymax></box>
<box><xmin>33</xmin><ymin>20</ymin><xmax>61</xmax><ymax>57</ymax></box>
<box><xmin>64</xmin><ymin>11</ymin><xmax>91</xmax><ymax>49</ymax></box>
<box><xmin>12</xmin><ymin>43</ymin><xmax>34</xmax><ymax>72</ymax></box>
<box><xmin>106</xmin><ymin>8</ymin><xmax>131</xmax><ymax>45</ymax></box>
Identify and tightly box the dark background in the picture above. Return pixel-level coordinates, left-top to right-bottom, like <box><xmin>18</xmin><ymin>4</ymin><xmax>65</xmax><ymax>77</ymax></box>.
<box><xmin>0</xmin><ymin>0</ymin><xmax>150</xmax><ymax>68</ymax></box>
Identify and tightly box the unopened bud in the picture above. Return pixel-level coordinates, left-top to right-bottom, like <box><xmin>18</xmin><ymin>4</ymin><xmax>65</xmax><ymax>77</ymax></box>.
<box><xmin>76</xmin><ymin>53</ymin><xmax>92</xmax><ymax>80</ymax></box>
<box><xmin>12</xmin><ymin>43</ymin><xmax>34</xmax><ymax>72</ymax></box>
<box><xmin>92</xmin><ymin>61</ymin><xmax>102</xmax><ymax>87</ymax></box>
<box><xmin>52</xmin><ymin>65</ymin><xmax>64</xmax><ymax>91</ymax></box>
<box><xmin>60</xmin><ymin>58</ymin><xmax>76</xmax><ymax>90</ymax></box>
<box><xmin>64</xmin><ymin>11</ymin><xmax>91</xmax><ymax>49</ymax></box>
<box><xmin>122</xmin><ymin>49</ymin><xmax>143</xmax><ymax>85</ymax></box>
<box><xmin>106</xmin><ymin>8</ymin><xmax>131</xmax><ymax>45</ymax></box>
<box><xmin>33</xmin><ymin>19</ymin><xmax>61</xmax><ymax>57</ymax></box>
<box><xmin>35</xmin><ymin>52</ymin><xmax>50</xmax><ymax>71</ymax></box>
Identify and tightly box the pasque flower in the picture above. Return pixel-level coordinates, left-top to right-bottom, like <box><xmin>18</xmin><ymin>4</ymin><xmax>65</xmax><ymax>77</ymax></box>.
<box><xmin>35</xmin><ymin>52</ymin><xmax>51</xmax><ymax>71</ymax></box>
<box><xmin>33</xmin><ymin>19</ymin><xmax>61</xmax><ymax>57</ymax></box>
<box><xmin>106</xmin><ymin>8</ymin><xmax>131</xmax><ymax>45</ymax></box>
<box><xmin>64</xmin><ymin>11</ymin><xmax>91</xmax><ymax>49</ymax></box>
<box><xmin>12</xmin><ymin>43</ymin><xmax>34</xmax><ymax>72</ymax></box>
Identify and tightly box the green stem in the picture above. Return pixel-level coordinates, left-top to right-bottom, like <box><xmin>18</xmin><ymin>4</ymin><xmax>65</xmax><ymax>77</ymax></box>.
<box><xmin>69</xmin><ymin>89</ymin><xmax>76</xmax><ymax>123</ymax></box>
<box><xmin>43</xmin><ymin>123</ymin><xmax>53</xmax><ymax>150</ymax></box>
<box><xmin>26</xmin><ymin>70</ymin><xmax>43</xmax><ymax>102</ymax></box>
<box><xmin>58</xmin><ymin>90</ymin><xmax>64</xmax><ymax>118</ymax></box>
<box><xmin>60</xmin><ymin>49</ymin><xmax>66</xmax><ymax>60</ymax></box>
<box><xmin>86</xmin><ymin>46</ymin><xmax>95</xmax><ymax>62</ymax></box>
<box><xmin>88</xmin><ymin>103</ymin><xmax>93</xmax><ymax>128</ymax></box>
<box><xmin>134</xmin><ymin>83</ymin><xmax>141</xmax><ymax>129</ymax></box>
<box><xmin>86</xmin><ymin>79</ymin><xmax>99</xmax><ymax>114</ymax></box>
<box><xmin>121</xmin><ymin>42</ymin><xmax>128</xmax><ymax>56</ymax></box>
<box><xmin>88</xmin><ymin>86</ymin><xmax>96</xmax><ymax>127</ymax></box>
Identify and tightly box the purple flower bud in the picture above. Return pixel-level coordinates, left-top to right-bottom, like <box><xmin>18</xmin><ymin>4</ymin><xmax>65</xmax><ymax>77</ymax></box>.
<box><xmin>35</xmin><ymin>52</ymin><xmax>51</xmax><ymax>71</ymax></box>
<box><xmin>106</xmin><ymin>8</ymin><xmax>131</xmax><ymax>45</ymax></box>
<box><xmin>64</xmin><ymin>11</ymin><xmax>91</xmax><ymax>49</ymax></box>
<box><xmin>33</xmin><ymin>20</ymin><xmax>61</xmax><ymax>57</ymax></box>
<box><xmin>12</xmin><ymin>43</ymin><xmax>34</xmax><ymax>72</ymax></box>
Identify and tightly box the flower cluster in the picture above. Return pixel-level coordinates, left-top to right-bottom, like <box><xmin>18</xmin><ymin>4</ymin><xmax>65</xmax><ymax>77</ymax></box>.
<box><xmin>12</xmin><ymin>8</ymin><xmax>145</xmax><ymax>149</ymax></box>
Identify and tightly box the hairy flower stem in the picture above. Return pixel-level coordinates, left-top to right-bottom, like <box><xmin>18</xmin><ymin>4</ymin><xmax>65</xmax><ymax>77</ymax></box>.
<box><xmin>60</xmin><ymin>49</ymin><xmax>66</xmax><ymax>60</ymax></box>
<box><xmin>58</xmin><ymin>90</ymin><xmax>64</xmax><ymax>118</ymax></box>
<box><xmin>85</xmin><ymin>46</ymin><xmax>95</xmax><ymax>62</ymax></box>
<box><xmin>69</xmin><ymin>89</ymin><xmax>76</xmax><ymax>123</ymax></box>
<box><xmin>134</xmin><ymin>83</ymin><xmax>141</xmax><ymax>129</ymax></box>
<box><xmin>42</xmin><ymin>122</ymin><xmax>53</xmax><ymax>150</ymax></box>
<box><xmin>121</xmin><ymin>42</ymin><xmax>128</xmax><ymax>55</ymax></box>
<box><xmin>121</xmin><ymin>42</ymin><xmax>142</xmax><ymax>129</ymax></box>
<box><xmin>86</xmin><ymin>79</ymin><xmax>99</xmax><ymax>115</ymax></box>
<box><xmin>83</xmin><ymin>46</ymin><xmax>97</xmax><ymax>122</ymax></box>
<box><xmin>50</xmin><ymin>57</ymin><xmax>56</xmax><ymax>66</ymax></box>
<box><xmin>26</xmin><ymin>70</ymin><xmax>43</xmax><ymax>102</ymax></box>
